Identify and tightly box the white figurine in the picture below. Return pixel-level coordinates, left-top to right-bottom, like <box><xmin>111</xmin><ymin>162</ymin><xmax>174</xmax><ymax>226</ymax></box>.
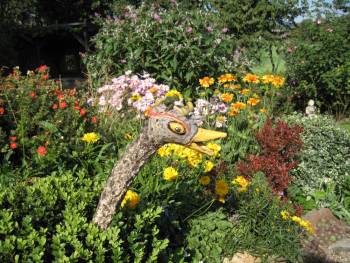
<box><xmin>305</xmin><ymin>99</ymin><xmax>317</xmax><ymax>117</ymax></box>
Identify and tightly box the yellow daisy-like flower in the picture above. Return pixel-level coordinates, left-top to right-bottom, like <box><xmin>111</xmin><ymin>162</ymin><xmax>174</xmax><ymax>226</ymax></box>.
<box><xmin>82</xmin><ymin>132</ymin><xmax>100</xmax><ymax>143</ymax></box>
<box><xmin>157</xmin><ymin>144</ymin><xmax>172</xmax><ymax>157</ymax></box>
<box><xmin>218</xmin><ymin>73</ymin><xmax>237</xmax><ymax>83</ymax></box>
<box><xmin>225</xmin><ymin>84</ymin><xmax>240</xmax><ymax>90</ymax></box>
<box><xmin>204</xmin><ymin>160</ymin><xmax>214</xmax><ymax>172</ymax></box>
<box><xmin>206</xmin><ymin>142</ymin><xmax>221</xmax><ymax>157</ymax></box>
<box><xmin>247</xmin><ymin>97</ymin><xmax>261</xmax><ymax>106</ymax></box>
<box><xmin>227</xmin><ymin>107</ymin><xmax>239</xmax><ymax>116</ymax></box>
<box><xmin>261</xmin><ymin>74</ymin><xmax>275</xmax><ymax>84</ymax></box>
<box><xmin>130</xmin><ymin>94</ymin><xmax>142</xmax><ymax>101</ymax></box>
<box><xmin>199</xmin><ymin>175</ymin><xmax>211</xmax><ymax>185</ymax></box>
<box><xmin>231</xmin><ymin>102</ymin><xmax>246</xmax><ymax>110</ymax></box>
<box><xmin>280</xmin><ymin>210</ymin><xmax>290</xmax><ymax>220</ymax></box>
<box><xmin>260</xmin><ymin>108</ymin><xmax>267</xmax><ymax>113</ymax></box>
<box><xmin>199</xmin><ymin>76</ymin><xmax>215</xmax><ymax>88</ymax></box>
<box><xmin>215</xmin><ymin>179</ymin><xmax>229</xmax><ymax>196</ymax></box>
<box><xmin>121</xmin><ymin>190</ymin><xmax>140</xmax><ymax>208</ymax></box>
<box><xmin>163</xmin><ymin>167</ymin><xmax>179</xmax><ymax>181</ymax></box>
<box><xmin>243</xmin><ymin>73</ymin><xmax>259</xmax><ymax>84</ymax></box>
<box><xmin>221</xmin><ymin>93</ymin><xmax>234</xmax><ymax>103</ymax></box>
<box><xmin>166</xmin><ymin>89</ymin><xmax>183</xmax><ymax>98</ymax></box>
<box><xmin>232</xmin><ymin>176</ymin><xmax>250</xmax><ymax>192</ymax></box>
<box><xmin>271</xmin><ymin>76</ymin><xmax>285</xmax><ymax>88</ymax></box>
<box><xmin>240</xmin><ymin>89</ymin><xmax>250</xmax><ymax>95</ymax></box>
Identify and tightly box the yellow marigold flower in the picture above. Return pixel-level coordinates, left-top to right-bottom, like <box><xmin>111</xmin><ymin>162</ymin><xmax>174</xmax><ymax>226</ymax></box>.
<box><xmin>215</xmin><ymin>179</ymin><xmax>229</xmax><ymax>196</ymax></box>
<box><xmin>247</xmin><ymin>97</ymin><xmax>260</xmax><ymax>106</ymax></box>
<box><xmin>204</xmin><ymin>160</ymin><xmax>214</xmax><ymax>172</ymax></box>
<box><xmin>271</xmin><ymin>76</ymin><xmax>285</xmax><ymax>88</ymax></box>
<box><xmin>280</xmin><ymin>210</ymin><xmax>290</xmax><ymax>220</ymax></box>
<box><xmin>232</xmin><ymin>176</ymin><xmax>249</xmax><ymax>188</ymax></box>
<box><xmin>121</xmin><ymin>190</ymin><xmax>140</xmax><ymax>208</ymax></box>
<box><xmin>166</xmin><ymin>89</ymin><xmax>183</xmax><ymax>98</ymax></box>
<box><xmin>199</xmin><ymin>76</ymin><xmax>215</xmax><ymax>88</ymax></box>
<box><xmin>214</xmin><ymin>89</ymin><xmax>220</xmax><ymax>94</ymax></box>
<box><xmin>291</xmin><ymin>216</ymin><xmax>302</xmax><ymax>223</ymax></box>
<box><xmin>220</xmin><ymin>93</ymin><xmax>234</xmax><ymax>103</ymax></box>
<box><xmin>218</xmin><ymin>196</ymin><xmax>226</xmax><ymax>203</ymax></box>
<box><xmin>218</xmin><ymin>73</ymin><xmax>237</xmax><ymax>83</ymax></box>
<box><xmin>157</xmin><ymin>144</ymin><xmax>172</xmax><ymax>157</ymax></box>
<box><xmin>82</xmin><ymin>132</ymin><xmax>100</xmax><ymax>143</ymax></box>
<box><xmin>199</xmin><ymin>175</ymin><xmax>211</xmax><ymax>185</ymax></box>
<box><xmin>240</xmin><ymin>88</ymin><xmax>250</xmax><ymax>95</ymax></box>
<box><xmin>243</xmin><ymin>73</ymin><xmax>259</xmax><ymax>84</ymax></box>
<box><xmin>260</xmin><ymin>108</ymin><xmax>267</xmax><ymax>113</ymax></box>
<box><xmin>231</xmin><ymin>102</ymin><xmax>246</xmax><ymax>110</ymax></box>
<box><xmin>206</xmin><ymin>142</ymin><xmax>221</xmax><ymax>157</ymax></box>
<box><xmin>228</xmin><ymin>107</ymin><xmax>239</xmax><ymax>116</ymax></box>
<box><xmin>163</xmin><ymin>167</ymin><xmax>179</xmax><ymax>181</ymax></box>
<box><xmin>130</xmin><ymin>94</ymin><xmax>142</xmax><ymax>101</ymax></box>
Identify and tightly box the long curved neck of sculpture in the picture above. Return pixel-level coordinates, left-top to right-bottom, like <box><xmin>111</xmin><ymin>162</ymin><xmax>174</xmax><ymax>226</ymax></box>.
<box><xmin>93</xmin><ymin>129</ymin><xmax>161</xmax><ymax>229</ymax></box>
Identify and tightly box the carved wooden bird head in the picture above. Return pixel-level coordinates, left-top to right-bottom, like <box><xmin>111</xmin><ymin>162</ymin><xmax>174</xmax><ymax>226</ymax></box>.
<box><xmin>146</xmin><ymin>105</ymin><xmax>226</xmax><ymax>155</ymax></box>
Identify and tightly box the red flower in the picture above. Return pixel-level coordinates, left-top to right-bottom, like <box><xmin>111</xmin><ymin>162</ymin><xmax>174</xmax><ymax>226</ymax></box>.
<box><xmin>79</xmin><ymin>108</ymin><xmax>87</xmax><ymax>116</ymax></box>
<box><xmin>91</xmin><ymin>116</ymin><xmax>97</xmax><ymax>123</ymax></box>
<box><xmin>29</xmin><ymin>92</ymin><xmax>36</xmax><ymax>98</ymax></box>
<box><xmin>37</xmin><ymin>146</ymin><xmax>47</xmax><ymax>156</ymax></box>
<box><xmin>10</xmin><ymin>142</ymin><xmax>17</xmax><ymax>149</ymax></box>
<box><xmin>74</xmin><ymin>105</ymin><xmax>81</xmax><ymax>111</ymax></box>
<box><xmin>59</xmin><ymin>101</ymin><xmax>67</xmax><ymax>109</ymax></box>
<box><xmin>57</xmin><ymin>94</ymin><xmax>64</xmax><ymax>100</ymax></box>
<box><xmin>52</xmin><ymin>103</ymin><xmax>58</xmax><ymax>110</ymax></box>
<box><xmin>42</xmin><ymin>74</ymin><xmax>49</xmax><ymax>80</ymax></box>
<box><xmin>9</xmin><ymin>136</ymin><xmax>17</xmax><ymax>141</ymax></box>
<box><xmin>74</xmin><ymin>100</ymin><xmax>79</xmax><ymax>105</ymax></box>
<box><xmin>37</xmin><ymin>65</ymin><xmax>48</xmax><ymax>72</ymax></box>
<box><xmin>0</xmin><ymin>107</ymin><xmax>4</xmax><ymax>115</ymax></box>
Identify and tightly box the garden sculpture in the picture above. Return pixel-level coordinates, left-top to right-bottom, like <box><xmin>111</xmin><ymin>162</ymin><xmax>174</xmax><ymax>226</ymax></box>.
<box><xmin>93</xmin><ymin>105</ymin><xmax>227</xmax><ymax>229</ymax></box>
<box><xmin>305</xmin><ymin>99</ymin><xmax>317</xmax><ymax>117</ymax></box>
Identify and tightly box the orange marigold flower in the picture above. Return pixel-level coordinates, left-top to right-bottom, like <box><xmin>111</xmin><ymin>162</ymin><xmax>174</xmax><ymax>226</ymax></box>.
<box><xmin>10</xmin><ymin>142</ymin><xmax>17</xmax><ymax>149</ymax></box>
<box><xmin>231</xmin><ymin>102</ymin><xmax>246</xmax><ymax>110</ymax></box>
<box><xmin>227</xmin><ymin>107</ymin><xmax>239</xmax><ymax>116</ymax></box>
<box><xmin>29</xmin><ymin>92</ymin><xmax>36</xmax><ymax>98</ymax></box>
<box><xmin>243</xmin><ymin>73</ymin><xmax>259</xmax><ymax>83</ymax></box>
<box><xmin>0</xmin><ymin>107</ymin><xmax>4</xmax><ymax>115</ymax></box>
<box><xmin>221</xmin><ymin>93</ymin><xmax>234</xmax><ymax>103</ymax></box>
<box><xmin>271</xmin><ymin>76</ymin><xmax>285</xmax><ymax>87</ymax></box>
<box><xmin>247</xmin><ymin>97</ymin><xmax>260</xmax><ymax>106</ymax></box>
<box><xmin>79</xmin><ymin>108</ymin><xmax>87</xmax><ymax>116</ymax></box>
<box><xmin>199</xmin><ymin>76</ymin><xmax>215</xmax><ymax>88</ymax></box>
<box><xmin>218</xmin><ymin>73</ymin><xmax>237</xmax><ymax>84</ymax></box>
<box><xmin>37</xmin><ymin>146</ymin><xmax>47</xmax><ymax>156</ymax></box>
<box><xmin>91</xmin><ymin>116</ymin><xmax>97</xmax><ymax>123</ymax></box>
<box><xmin>261</xmin><ymin>74</ymin><xmax>275</xmax><ymax>84</ymax></box>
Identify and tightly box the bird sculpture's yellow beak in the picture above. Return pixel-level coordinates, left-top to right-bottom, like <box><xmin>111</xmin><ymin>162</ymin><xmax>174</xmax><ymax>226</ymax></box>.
<box><xmin>187</xmin><ymin>128</ymin><xmax>227</xmax><ymax>155</ymax></box>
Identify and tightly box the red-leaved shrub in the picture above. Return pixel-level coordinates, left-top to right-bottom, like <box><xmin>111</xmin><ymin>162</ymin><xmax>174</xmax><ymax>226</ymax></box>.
<box><xmin>236</xmin><ymin>119</ymin><xmax>303</xmax><ymax>193</ymax></box>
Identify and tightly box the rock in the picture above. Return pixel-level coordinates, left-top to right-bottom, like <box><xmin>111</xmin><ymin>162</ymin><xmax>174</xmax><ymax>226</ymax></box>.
<box><xmin>302</xmin><ymin>208</ymin><xmax>350</xmax><ymax>263</ymax></box>
<box><xmin>223</xmin><ymin>252</ymin><xmax>260</xmax><ymax>263</ymax></box>
<box><xmin>329</xmin><ymin>239</ymin><xmax>350</xmax><ymax>253</ymax></box>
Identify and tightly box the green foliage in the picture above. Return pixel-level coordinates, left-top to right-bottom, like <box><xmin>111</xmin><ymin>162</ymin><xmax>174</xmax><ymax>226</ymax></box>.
<box><xmin>283</xmin><ymin>114</ymin><xmax>350</xmax><ymax>222</ymax></box>
<box><xmin>231</xmin><ymin>173</ymin><xmax>304</xmax><ymax>262</ymax></box>
<box><xmin>0</xmin><ymin>170</ymin><xmax>168</xmax><ymax>262</ymax></box>
<box><xmin>186</xmin><ymin>210</ymin><xmax>235</xmax><ymax>262</ymax></box>
<box><xmin>84</xmin><ymin>3</ymin><xmax>236</xmax><ymax>90</ymax></box>
<box><xmin>285</xmin><ymin>15</ymin><xmax>350</xmax><ymax>116</ymax></box>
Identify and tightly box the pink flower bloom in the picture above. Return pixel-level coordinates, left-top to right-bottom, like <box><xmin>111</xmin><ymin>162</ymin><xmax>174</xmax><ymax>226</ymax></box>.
<box><xmin>222</xmin><ymin>27</ymin><xmax>229</xmax><ymax>33</ymax></box>
<box><xmin>37</xmin><ymin>146</ymin><xmax>47</xmax><ymax>156</ymax></box>
<box><xmin>37</xmin><ymin>65</ymin><xmax>48</xmax><ymax>72</ymax></box>
<box><xmin>207</xmin><ymin>26</ymin><xmax>213</xmax><ymax>32</ymax></box>
<box><xmin>186</xmin><ymin>27</ymin><xmax>193</xmax><ymax>33</ymax></box>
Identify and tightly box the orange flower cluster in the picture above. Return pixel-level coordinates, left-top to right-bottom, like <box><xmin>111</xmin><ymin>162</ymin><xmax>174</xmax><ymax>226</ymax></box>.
<box><xmin>218</xmin><ymin>73</ymin><xmax>237</xmax><ymax>84</ymax></box>
<box><xmin>261</xmin><ymin>74</ymin><xmax>285</xmax><ymax>87</ymax></box>
<box><xmin>199</xmin><ymin>76</ymin><xmax>215</xmax><ymax>88</ymax></box>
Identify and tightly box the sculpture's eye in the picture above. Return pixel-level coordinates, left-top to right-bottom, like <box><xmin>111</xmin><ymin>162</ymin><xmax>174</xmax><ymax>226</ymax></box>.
<box><xmin>168</xmin><ymin>122</ymin><xmax>186</xmax><ymax>135</ymax></box>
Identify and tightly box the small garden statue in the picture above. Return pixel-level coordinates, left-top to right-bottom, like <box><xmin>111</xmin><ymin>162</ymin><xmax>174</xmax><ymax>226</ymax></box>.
<box><xmin>305</xmin><ymin>99</ymin><xmax>317</xmax><ymax>117</ymax></box>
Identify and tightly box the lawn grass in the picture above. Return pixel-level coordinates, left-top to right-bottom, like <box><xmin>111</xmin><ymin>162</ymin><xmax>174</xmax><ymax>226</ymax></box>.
<box><xmin>337</xmin><ymin>120</ymin><xmax>350</xmax><ymax>134</ymax></box>
<box><xmin>251</xmin><ymin>46</ymin><xmax>286</xmax><ymax>75</ymax></box>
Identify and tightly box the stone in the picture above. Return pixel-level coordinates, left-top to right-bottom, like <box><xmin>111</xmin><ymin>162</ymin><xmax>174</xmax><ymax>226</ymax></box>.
<box><xmin>223</xmin><ymin>252</ymin><xmax>261</xmax><ymax>263</ymax></box>
<box><xmin>329</xmin><ymin>239</ymin><xmax>350</xmax><ymax>253</ymax></box>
